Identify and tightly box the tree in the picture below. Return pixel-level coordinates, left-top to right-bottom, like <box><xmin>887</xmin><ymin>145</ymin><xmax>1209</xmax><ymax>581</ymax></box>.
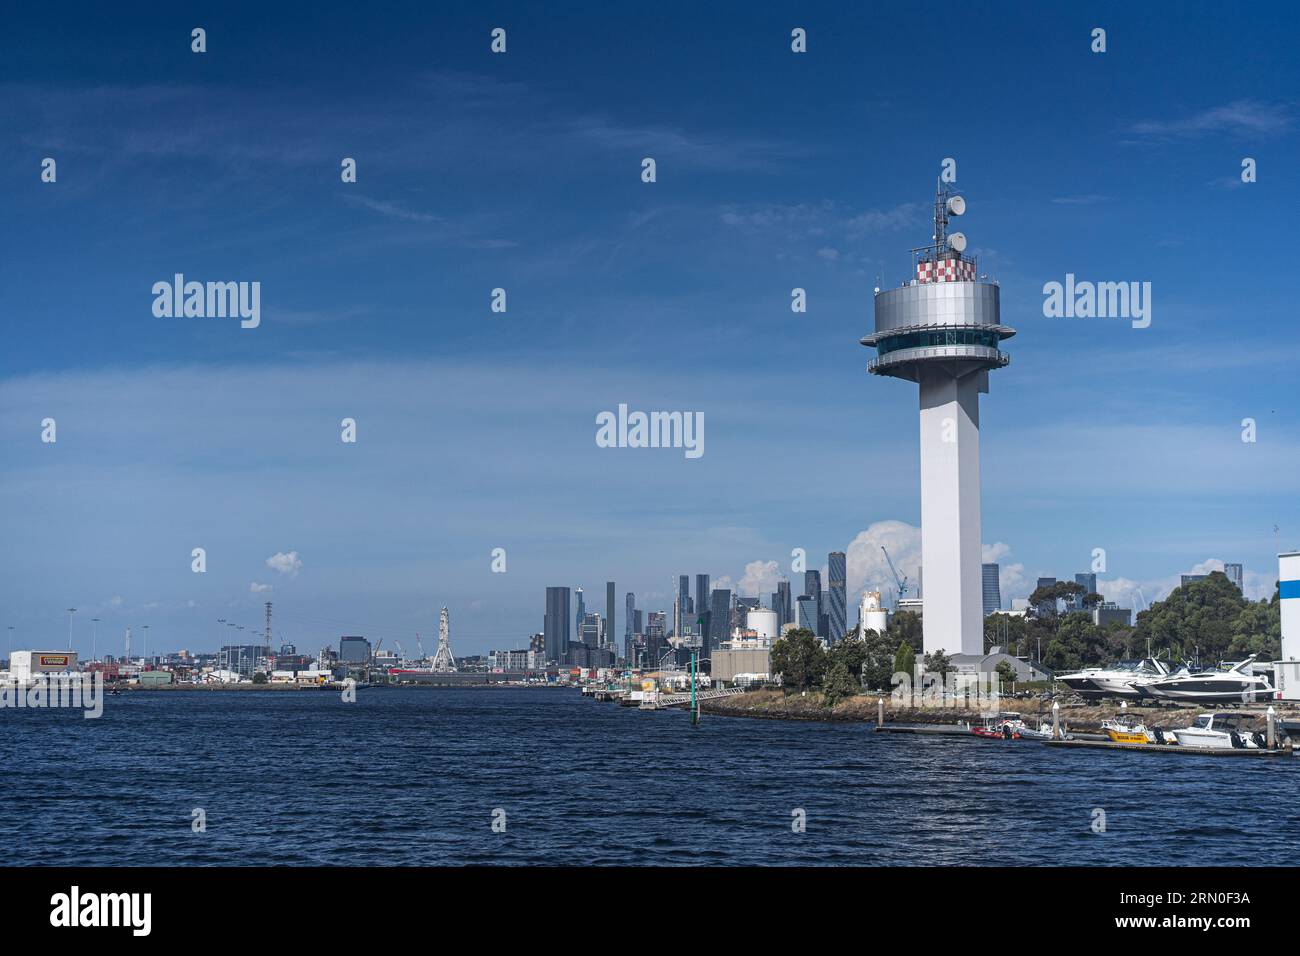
<box><xmin>924</xmin><ymin>649</ymin><xmax>954</xmax><ymax>682</ymax></box>
<box><xmin>770</xmin><ymin>628</ymin><xmax>826</xmax><ymax>691</ymax></box>
<box><xmin>860</xmin><ymin>628</ymin><xmax>898</xmax><ymax>689</ymax></box>
<box><xmin>821</xmin><ymin>660</ymin><xmax>859</xmax><ymax>707</ymax></box>
<box><xmin>1133</xmin><ymin>572</ymin><xmax>1255</xmax><ymax>664</ymax></box>
<box><xmin>252</xmin><ymin>671</ymin><xmax>268</xmax><ymax>685</ymax></box>
<box><xmin>892</xmin><ymin>641</ymin><xmax>915</xmax><ymax>681</ymax></box>
<box><xmin>887</xmin><ymin>610</ymin><xmax>923</xmax><ymax>654</ymax></box>
<box><xmin>828</xmin><ymin>636</ymin><xmax>867</xmax><ymax>684</ymax></box>
<box><xmin>994</xmin><ymin>660</ymin><xmax>1017</xmax><ymax>691</ymax></box>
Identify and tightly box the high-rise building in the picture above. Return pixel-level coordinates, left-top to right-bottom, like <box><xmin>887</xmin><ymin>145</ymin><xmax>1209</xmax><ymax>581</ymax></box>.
<box><xmin>675</xmin><ymin>575</ymin><xmax>690</xmax><ymax>638</ymax></box>
<box><xmin>696</xmin><ymin>574</ymin><xmax>710</xmax><ymax>619</ymax></box>
<box><xmin>339</xmin><ymin>636</ymin><xmax>371</xmax><ymax>664</ymax></box>
<box><xmin>981</xmin><ymin>563</ymin><xmax>1001</xmax><ymax>616</ymax></box>
<box><xmin>828</xmin><ymin>551</ymin><xmax>847</xmax><ymax>643</ymax></box>
<box><xmin>1073</xmin><ymin>572</ymin><xmax>1097</xmax><ymax>612</ymax></box>
<box><xmin>775</xmin><ymin>579</ymin><xmax>792</xmax><ymax>627</ymax></box>
<box><xmin>606</xmin><ymin>582</ymin><xmax>616</xmax><ymax>650</ymax></box>
<box><xmin>861</xmin><ymin>183</ymin><xmax>1012</xmax><ymax>655</ymax></box>
<box><xmin>624</xmin><ymin>592</ymin><xmax>635</xmax><ymax>661</ymax></box>
<box><xmin>1035</xmin><ymin>577</ymin><xmax>1057</xmax><ymax>618</ymax></box>
<box><xmin>646</xmin><ymin>611</ymin><xmax>667</xmax><ymax>668</ymax></box>
<box><xmin>1224</xmin><ymin>563</ymin><xmax>1244</xmax><ymax>592</ymax></box>
<box><xmin>709</xmin><ymin>588</ymin><xmax>730</xmax><ymax>654</ymax></box>
<box><xmin>796</xmin><ymin>597</ymin><xmax>818</xmax><ymax>632</ymax></box>
<box><xmin>804</xmin><ymin>570</ymin><xmax>822</xmax><ymax>636</ymax></box>
<box><xmin>574</xmin><ymin>587</ymin><xmax>585</xmax><ymax>639</ymax></box>
<box><xmin>580</xmin><ymin>612</ymin><xmax>602</xmax><ymax>648</ymax></box>
<box><xmin>544</xmin><ymin>587</ymin><xmax>571</xmax><ymax>664</ymax></box>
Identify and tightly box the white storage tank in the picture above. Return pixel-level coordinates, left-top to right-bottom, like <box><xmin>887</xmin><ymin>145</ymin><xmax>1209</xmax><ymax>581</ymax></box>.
<box><xmin>860</xmin><ymin>590</ymin><xmax>890</xmax><ymax>635</ymax></box>
<box><xmin>746</xmin><ymin>608</ymin><xmax>778</xmax><ymax>640</ymax></box>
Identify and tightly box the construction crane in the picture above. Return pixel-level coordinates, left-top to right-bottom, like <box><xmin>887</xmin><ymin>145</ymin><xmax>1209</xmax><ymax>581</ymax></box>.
<box><xmin>395</xmin><ymin>641</ymin><xmax>405</xmax><ymax>663</ymax></box>
<box><xmin>415</xmin><ymin>633</ymin><xmax>426</xmax><ymax>661</ymax></box>
<box><xmin>881</xmin><ymin>546</ymin><xmax>909</xmax><ymax>609</ymax></box>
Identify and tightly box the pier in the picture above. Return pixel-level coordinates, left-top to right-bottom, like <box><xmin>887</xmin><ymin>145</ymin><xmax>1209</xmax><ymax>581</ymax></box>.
<box><xmin>1043</xmin><ymin>738</ymin><xmax>1294</xmax><ymax>757</ymax></box>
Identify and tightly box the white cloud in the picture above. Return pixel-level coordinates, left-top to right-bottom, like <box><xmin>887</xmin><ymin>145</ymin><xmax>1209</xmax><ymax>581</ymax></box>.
<box><xmin>736</xmin><ymin>560</ymin><xmax>780</xmax><ymax>598</ymax></box>
<box><xmin>250</xmin><ymin>582</ymin><xmax>273</xmax><ymax>594</ymax></box>
<box><xmin>982</xmin><ymin>542</ymin><xmax>1012</xmax><ymax>563</ymax></box>
<box><xmin>846</xmin><ymin>521</ymin><xmax>921</xmax><ymax>608</ymax></box>
<box><xmin>265</xmin><ymin>551</ymin><xmax>302</xmax><ymax>577</ymax></box>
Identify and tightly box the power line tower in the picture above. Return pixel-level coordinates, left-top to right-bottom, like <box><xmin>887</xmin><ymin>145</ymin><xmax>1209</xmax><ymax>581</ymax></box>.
<box><xmin>430</xmin><ymin>607</ymin><xmax>457</xmax><ymax>672</ymax></box>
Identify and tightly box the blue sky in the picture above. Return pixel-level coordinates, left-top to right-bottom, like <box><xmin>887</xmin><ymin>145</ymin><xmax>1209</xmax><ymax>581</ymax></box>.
<box><xmin>2</xmin><ymin>1</ymin><xmax>1297</xmax><ymax>657</ymax></box>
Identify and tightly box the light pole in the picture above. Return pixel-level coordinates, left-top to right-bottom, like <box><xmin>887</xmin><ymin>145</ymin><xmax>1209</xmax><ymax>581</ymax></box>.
<box><xmin>66</xmin><ymin>608</ymin><xmax>77</xmax><ymax>651</ymax></box>
<box><xmin>92</xmin><ymin>618</ymin><xmax>100</xmax><ymax>662</ymax></box>
<box><xmin>142</xmin><ymin>625</ymin><xmax>150</xmax><ymax>667</ymax></box>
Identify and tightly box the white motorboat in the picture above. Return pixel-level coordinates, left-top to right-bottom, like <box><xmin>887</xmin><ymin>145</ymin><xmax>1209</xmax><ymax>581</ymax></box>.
<box><xmin>1144</xmin><ymin>655</ymin><xmax>1275</xmax><ymax>704</ymax></box>
<box><xmin>1056</xmin><ymin>658</ymin><xmax>1177</xmax><ymax>700</ymax></box>
<box><xmin>1171</xmin><ymin>712</ymin><xmax>1267</xmax><ymax>750</ymax></box>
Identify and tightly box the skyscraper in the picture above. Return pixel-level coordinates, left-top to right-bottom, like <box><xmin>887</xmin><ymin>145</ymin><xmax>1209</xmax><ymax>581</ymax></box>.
<box><xmin>775</xmin><ymin>579</ymin><xmax>792</xmax><ymax>627</ymax></box>
<box><xmin>1074</xmin><ymin>572</ymin><xmax>1097</xmax><ymax>612</ymax></box>
<box><xmin>574</xmin><ymin>587</ymin><xmax>585</xmax><ymax>639</ymax></box>
<box><xmin>796</xmin><ymin>596</ymin><xmax>818</xmax><ymax>632</ymax></box>
<box><xmin>828</xmin><ymin>552</ymin><xmax>846</xmax><ymax>642</ymax></box>
<box><xmin>981</xmin><ymin>563</ymin><xmax>1001</xmax><ymax>616</ymax></box>
<box><xmin>606</xmin><ymin>581</ymin><xmax>616</xmax><ymax>651</ymax></box>
<box><xmin>676</xmin><ymin>575</ymin><xmax>690</xmax><ymax>637</ymax></box>
<box><xmin>544</xmin><ymin>587</ymin><xmax>571</xmax><ymax>664</ymax></box>
<box><xmin>696</xmin><ymin>574</ymin><xmax>710</xmax><ymax>620</ymax></box>
<box><xmin>580</xmin><ymin>612</ymin><xmax>601</xmax><ymax>648</ymax></box>
<box><xmin>804</xmin><ymin>569</ymin><xmax>822</xmax><ymax>636</ymax></box>
<box><xmin>1035</xmin><ymin>577</ymin><xmax>1057</xmax><ymax>618</ymax></box>
<box><xmin>1224</xmin><ymin>563</ymin><xmax>1244</xmax><ymax>592</ymax></box>
<box><xmin>709</xmin><ymin>588</ymin><xmax>731</xmax><ymax>655</ymax></box>
<box><xmin>624</xmin><ymin>591</ymin><xmax>636</xmax><ymax>661</ymax></box>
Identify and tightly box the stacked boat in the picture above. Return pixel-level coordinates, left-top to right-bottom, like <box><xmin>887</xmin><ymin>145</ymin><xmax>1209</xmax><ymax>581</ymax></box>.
<box><xmin>1058</xmin><ymin>654</ymin><xmax>1275</xmax><ymax>704</ymax></box>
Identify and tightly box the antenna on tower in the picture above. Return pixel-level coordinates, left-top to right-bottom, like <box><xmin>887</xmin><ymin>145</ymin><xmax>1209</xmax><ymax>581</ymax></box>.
<box><xmin>264</xmin><ymin>601</ymin><xmax>273</xmax><ymax>666</ymax></box>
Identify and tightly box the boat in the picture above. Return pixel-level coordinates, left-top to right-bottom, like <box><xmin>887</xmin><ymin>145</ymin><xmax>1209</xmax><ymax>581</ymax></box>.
<box><xmin>1100</xmin><ymin>718</ymin><xmax>1177</xmax><ymax>744</ymax></box>
<box><xmin>971</xmin><ymin>712</ymin><xmax>1025</xmax><ymax>739</ymax></box>
<box><xmin>1172</xmin><ymin>712</ymin><xmax>1267</xmax><ymax>750</ymax></box>
<box><xmin>1145</xmin><ymin>655</ymin><xmax>1275</xmax><ymax>704</ymax></box>
<box><xmin>1056</xmin><ymin>658</ymin><xmax>1177</xmax><ymax>700</ymax></box>
<box><xmin>1018</xmin><ymin>721</ymin><xmax>1067</xmax><ymax>741</ymax></box>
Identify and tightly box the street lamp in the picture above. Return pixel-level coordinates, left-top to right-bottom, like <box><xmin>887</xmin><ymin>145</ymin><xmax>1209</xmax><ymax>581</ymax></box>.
<box><xmin>66</xmin><ymin>608</ymin><xmax>77</xmax><ymax>650</ymax></box>
<box><xmin>92</xmin><ymin>618</ymin><xmax>100</xmax><ymax>662</ymax></box>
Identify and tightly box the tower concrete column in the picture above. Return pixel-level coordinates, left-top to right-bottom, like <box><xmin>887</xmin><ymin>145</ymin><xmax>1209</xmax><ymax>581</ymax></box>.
<box><xmin>918</xmin><ymin>369</ymin><xmax>985</xmax><ymax>655</ymax></box>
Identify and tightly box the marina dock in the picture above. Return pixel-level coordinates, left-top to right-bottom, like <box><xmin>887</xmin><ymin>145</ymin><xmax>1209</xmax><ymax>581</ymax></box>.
<box><xmin>1043</xmin><ymin>738</ymin><xmax>1294</xmax><ymax>757</ymax></box>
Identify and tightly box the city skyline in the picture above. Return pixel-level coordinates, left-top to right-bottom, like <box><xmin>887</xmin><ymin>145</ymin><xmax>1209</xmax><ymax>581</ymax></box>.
<box><xmin>2</xmin><ymin>5</ymin><xmax>1298</xmax><ymax>657</ymax></box>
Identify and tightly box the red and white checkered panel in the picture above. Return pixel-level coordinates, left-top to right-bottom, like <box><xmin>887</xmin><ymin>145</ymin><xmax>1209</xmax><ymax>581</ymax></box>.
<box><xmin>916</xmin><ymin>257</ymin><xmax>976</xmax><ymax>283</ymax></box>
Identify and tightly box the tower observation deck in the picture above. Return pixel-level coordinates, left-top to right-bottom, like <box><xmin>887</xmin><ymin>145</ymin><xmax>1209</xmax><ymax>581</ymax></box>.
<box><xmin>861</xmin><ymin>183</ymin><xmax>1014</xmax><ymax>656</ymax></box>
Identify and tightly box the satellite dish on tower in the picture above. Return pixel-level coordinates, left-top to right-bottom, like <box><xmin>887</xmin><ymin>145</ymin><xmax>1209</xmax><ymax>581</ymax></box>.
<box><xmin>947</xmin><ymin>195</ymin><xmax>966</xmax><ymax>216</ymax></box>
<box><xmin>948</xmin><ymin>232</ymin><xmax>967</xmax><ymax>253</ymax></box>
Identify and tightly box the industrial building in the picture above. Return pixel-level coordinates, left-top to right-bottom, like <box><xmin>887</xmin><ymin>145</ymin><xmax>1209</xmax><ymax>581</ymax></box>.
<box><xmin>8</xmin><ymin>650</ymin><xmax>78</xmax><ymax>684</ymax></box>
<box><xmin>1276</xmin><ymin>552</ymin><xmax>1300</xmax><ymax>701</ymax></box>
<box><xmin>862</xmin><ymin>182</ymin><xmax>1014</xmax><ymax>655</ymax></box>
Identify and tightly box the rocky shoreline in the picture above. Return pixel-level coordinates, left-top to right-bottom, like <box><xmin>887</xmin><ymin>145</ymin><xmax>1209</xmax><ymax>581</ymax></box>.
<box><xmin>700</xmin><ymin>688</ymin><xmax>1297</xmax><ymax>733</ymax></box>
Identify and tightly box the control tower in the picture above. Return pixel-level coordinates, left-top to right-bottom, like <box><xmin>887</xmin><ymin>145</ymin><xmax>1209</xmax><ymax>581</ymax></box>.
<box><xmin>861</xmin><ymin>183</ymin><xmax>1014</xmax><ymax>656</ymax></box>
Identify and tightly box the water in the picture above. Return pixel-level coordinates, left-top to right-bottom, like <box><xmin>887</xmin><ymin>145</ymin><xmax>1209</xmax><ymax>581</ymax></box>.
<box><xmin>4</xmin><ymin>688</ymin><xmax>1296</xmax><ymax>865</ymax></box>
